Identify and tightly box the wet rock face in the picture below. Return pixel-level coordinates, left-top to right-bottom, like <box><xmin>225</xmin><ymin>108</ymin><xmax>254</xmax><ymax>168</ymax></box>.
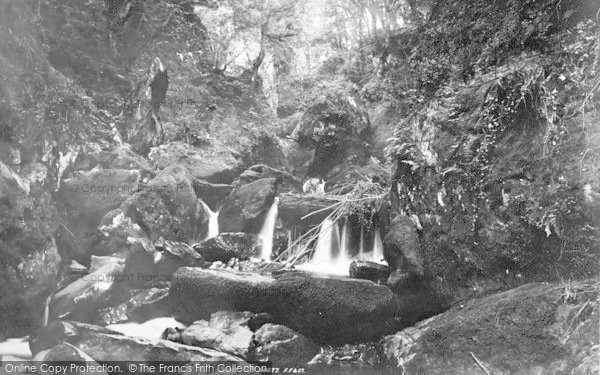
<box><xmin>250</xmin><ymin>323</ymin><xmax>319</xmax><ymax>367</ymax></box>
<box><xmin>170</xmin><ymin>311</ymin><xmax>260</xmax><ymax>359</ymax></box>
<box><xmin>122</xmin><ymin>165</ymin><xmax>208</xmax><ymax>242</ymax></box>
<box><xmin>50</xmin><ymin>260</ymin><xmax>125</xmax><ymax>323</ymax></box>
<box><xmin>235</xmin><ymin>164</ymin><xmax>301</xmax><ymax>192</ymax></box>
<box><xmin>218</xmin><ymin>178</ymin><xmax>278</xmax><ymax>232</ymax></box>
<box><xmin>169</xmin><ymin>268</ymin><xmax>402</xmax><ymax>344</ymax></box>
<box><xmin>148</xmin><ymin>141</ymin><xmax>241</xmax><ymax>184</ymax></box>
<box><xmin>193</xmin><ymin>233</ymin><xmax>261</xmax><ymax>263</ymax></box>
<box><xmin>30</xmin><ymin>321</ymin><xmax>245</xmax><ymax>363</ymax></box>
<box><xmin>124</xmin><ymin>238</ymin><xmax>205</xmax><ymax>288</ymax></box>
<box><xmin>124</xmin><ymin>57</ymin><xmax>168</xmax><ymax>155</ymax></box>
<box><xmin>0</xmin><ymin>162</ymin><xmax>61</xmax><ymax>338</ymax></box>
<box><xmin>380</xmin><ymin>281</ymin><xmax>600</xmax><ymax>375</ymax></box>
<box><xmin>56</xmin><ymin>168</ymin><xmax>140</xmax><ymax>263</ymax></box>
<box><xmin>277</xmin><ymin>193</ymin><xmax>335</xmax><ymax>229</ymax></box>
<box><xmin>382</xmin><ymin>215</ymin><xmax>423</xmax><ymax>277</ymax></box>
<box><xmin>95</xmin><ymin>287</ymin><xmax>170</xmax><ymax>326</ymax></box>
<box><xmin>349</xmin><ymin>260</ymin><xmax>391</xmax><ymax>283</ymax></box>
<box><xmin>33</xmin><ymin>343</ymin><xmax>106</xmax><ymax>375</ymax></box>
<box><xmin>81</xmin><ymin>165</ymin><xmax>208</xmax><ymax>262</ymax></box>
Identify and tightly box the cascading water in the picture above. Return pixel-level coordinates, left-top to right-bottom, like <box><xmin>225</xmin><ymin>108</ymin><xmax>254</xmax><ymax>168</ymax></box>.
<box><xmin>200</xmin><ymin>200</ymin><xmax>219</xmax><ymax>240</ymax></box>
<box><xmin>259</xmin><ymin>197</ymin><xmax>279</xmax><ymax>262</ymax></box>
<box><xmin>107</xmin><ymin>317</ymin><xmax>186</xmax><ymax>339</ymax></box>
<box><xmin>372</xmin><ymin>229</ymin><xmax>386</xmax><ymax>264</ymax></box>
<box><xmin>311</xmin><ymin>217</ymin><xmax>337</xmax><ymax>263</ymax></box>
<box><xmin>296</xmin><ymin>218</ymin><xmax>351</xmax><ymax>276</ymax></box>
<box><xmin>359</xmin><ymin>226</ymin><xmax>365</xmax><ymax>255</ymax></box>
<box><xmin>338</xmin><ymin>219</ymin><xmax>351</xmax><ymax>265</ymax></box>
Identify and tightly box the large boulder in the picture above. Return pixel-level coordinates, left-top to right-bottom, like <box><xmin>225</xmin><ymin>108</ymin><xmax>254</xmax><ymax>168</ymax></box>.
<box><xmin>193</xmin><ymin>233</ymin><xmax>261</xmax><ymax>262</ymax></box>
<box><xmin>193</xmin><ymin>179</ymin><xmax>232</xmax><ymax>208</ymax></box>
<box><xmin>349</xmin><ymin>260</ymin><xmax>391</xmax><ymax>283</ymax></box>
<box><xmin>88</xmin><ymin>165</ymin><xmax>208</xmax><ymax>261</ymax></box>
<box><xmin>235</xmin><ymin>164</ymin><xmax>301</xmax><ymax>192</ymax></box>
<box><xmin>0</xmin><ymin>162</ymin><xmax>61</xmax><ymax>338</ymax></box>
<box><xmin>30</xmin><ymin>321</ymin><xmax>245</xmax><ymax>365</ymax></box>
<box><xmin>69</xmin><ymin>146</ymin><xmax>155</xmax><ymax>178</ymax></box>
<box><xmin>95</xmin><ymin>287</ymin><xmax>170</xmax><ymax>326</ymax></box>
<box><xmin>218</xmin><ymin>178</ymin><xmax>277</xmax><ymax>232</ymax></box>
<box><xmin>56</xmin><ymin>168</ymin><xmax>140</xmax><ymax>263</ymax></box>
<box><xmin>49</xmin><ymin>259</ymin><xmax>126</xmax><ymax>322</ymax></box>
<box><xmin>148</xmin><ymin>141</ymin><xmax>241</xmax><ymax>184</ymax></box>
<box><xmin>382</xmin><ymin>215</ymin><xmax>423</xmax><ymax>276</ymax></box>
<box><xmin>123</xmin><ymin>238</ymin><xmax>205</xmax><ymax>288</ymax></box>
<box><xmin>277</xmin><ymin>193</ymin><xmax>336</xmax><ymax>229</ymax></box>
<box><xmin>123</xmin><ymin>57</ymin><xmax>168</xmax><ymax>155</ymax></box>
<box><xmin>169</xmin><ymin>268</ymin><xmax>401</xmax><ymax>344</ymax></box>
<box><xmin>170</xmin><ymin>311</ymin><xmax>257</xmax><ymax>359</ymax></box>
<box><xmin>33</xmin><ymin>343</ymin><xmax>106</xmax><ymax>375</ymax></box>
<box><xmin>381</xmin><ymin>281</ymin><xmax>600</xmax><ymax>375</ymax></box>
<box><xmin>250</xmin><ymin>323</ymin><xmax>319</xmax><ymax>367</ymax></box>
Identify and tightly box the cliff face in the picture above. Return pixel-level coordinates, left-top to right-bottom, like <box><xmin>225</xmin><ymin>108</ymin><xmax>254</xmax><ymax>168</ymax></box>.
<box><xmin>0</xmin><ymin>0</ymin><xmax>277</xmax><ymax>337</ymax></box>
<box><xmin>384</xmin><ymin>0</ymin><xmax>600</xmax><ymax>301</ymax></box>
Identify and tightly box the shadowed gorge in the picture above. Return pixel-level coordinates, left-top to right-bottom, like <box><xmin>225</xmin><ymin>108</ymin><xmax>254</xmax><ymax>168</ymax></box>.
<box><xmin>0</xmin><ymin>0</ymin><xmax>598</xmax><ymax>373</ymax></box>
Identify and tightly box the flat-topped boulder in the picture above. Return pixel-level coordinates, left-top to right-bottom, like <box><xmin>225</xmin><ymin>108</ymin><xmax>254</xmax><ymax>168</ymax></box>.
<box><xmin>169</xmin><ymin>268</ymin><xmax>401</xmax><ymax>344</ymax></box>
<box><xmin>277</xmin><ymin>193</ymin><xmax>337</xmax><ymax>229</ymax></box>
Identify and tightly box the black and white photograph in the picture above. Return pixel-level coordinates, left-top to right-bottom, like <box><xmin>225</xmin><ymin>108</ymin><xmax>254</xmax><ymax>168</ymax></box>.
<box><xmin>0</xmin><ymin>0</ymin><xmax>599</xmax><ymax>374</ymax></box>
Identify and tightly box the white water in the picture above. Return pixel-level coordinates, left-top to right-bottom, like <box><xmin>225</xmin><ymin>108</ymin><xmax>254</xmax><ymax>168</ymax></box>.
<box><xmin>359</xmin><ymin>226</ymin><xmax>365</xmax><ymax>255</ymax></box>
<box><xmin>296</xmin><ymin>220</ymin><xmax>389</xmax><ymax>276</ymax></box>
<box><xmin>259</xmin><ymin>197</ymin><xmax>279</xmax><ymax>262</ymax></box>
<box><xmin>296</xmin><ymin>218</ymin><xmax>350</xmax><ymax>276</ymax></box>
<box><xmin>0</xmin><ymin>337</ymin><xmax>31</xmax><ymax>359</ymax></box>
<box><xmin>107</xmin><ymin>317</ymin><xmax>186</xmax><ymax>339</ymax></box>
<box><xmin>372</xmin><ymin>229</ymin><xmax>386</xmax><ymax>264</ymax></box>
<box><xmin>200</xmin><ymin>200</ymin><xmax>219</xmax><ymax>240</ymax></box>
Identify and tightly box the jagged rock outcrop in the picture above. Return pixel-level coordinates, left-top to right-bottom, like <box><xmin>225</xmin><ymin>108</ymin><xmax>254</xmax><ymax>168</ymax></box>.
<box><xmin>50</xmin><ymin>259</ymin><xmax>125</xmax><ymax>322</ymax></box>
<box><xmin>124</xmin><ymin>57</ymin><xmax>168</xmax><ymax>155</ymax></box>
<box><xmin>168</xmin><ymin>311</ymin><xmax>258</xmax><ymax>359</ymax></box>
<box><xmin>381</xmin><ymin>281</ymin><xmax>599</xmax><ymax>375</ymax></box>
<box><xmin>95</xmin><ymin>287</ymin><xmax>170</xmax><ymax>326</ymax></box>
<box><xmin>148</xmin><ymin>142</ymin><xmax>241</xmax><ymax>184</ymax></box>
<box><xmin>250</xmin><ymin>323</ymin><xmax>320</xmax><ymax>366</ymax></box>
<box><xmin>218</xmin><ymin>178</ymin><xmax>278</xmax><ymax>232</ymax></box>
<box><xmin>277</xmin><ymin>193</ymin><xmax>336</xmax><ymax>229</ymax></box>
<box><xmin>56</xmin><ymin>168</ymin><xmax>141</xmax><ymax>263</ymax></box>
<box><xmin>169</xmin><ymin>268</ymin><xmax>401</xmax><ymax>344</ymax></box>
<box><xmin>30</xmin><ymin>321</ymin><xmax>245</xmax><ymax>363</ymax></box>
<box><xmin>120</xmin><ymin>165</ymin><xmax>207</xmax><ymax>242</ymax></box>
<box><xmin>349</xmin><ymin>260</ymin><xmax>392</xmax><ymax>283</ymax></box>
<box><xmin>84</xmin><ymin>165</ymin><xmax>208</xmax><ymax>261</ymax></box>
<box><xmin>33</xmin><ymin>343</ymin><xmax>106</xmax><ymax>375</ymax></box>
<box><xmin>0</xmin><ymin>162</ymin><xmax>61</xmax><ymax>338</ymax></box>
<box><xmin>382</xmin><ymin>215</ymin><xmax>423</xmax><ymax>276</ymax></box>
<box><xmin>235</xmin><ymin>164</ymin><xmax>301</xmax><ymax>192</ymax></box>
<box><xmin>193</xmin><ymin>233</ymin><xmax>261</xmax><ymax>262</ymax></box>
<box><xmin>123</xmin><ymin>238</ymin><xmax>205</xmax><ymax>288</ymax></box>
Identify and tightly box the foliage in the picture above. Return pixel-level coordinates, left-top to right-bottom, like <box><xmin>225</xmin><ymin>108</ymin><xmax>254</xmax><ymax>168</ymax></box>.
<box><xmin>384</xmin><ymin>1</ymin><xmax>600</xmax><ymax>279</ymax></box>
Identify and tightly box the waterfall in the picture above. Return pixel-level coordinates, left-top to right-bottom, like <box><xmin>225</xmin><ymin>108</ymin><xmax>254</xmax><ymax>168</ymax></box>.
<box><xmin>259</xmin><ymin>197</ymin><xmax>279</xmax><ymax>262</ymax></box>
<box><xmin>200</xmin><ymin>200</ymin><xmax>219</xmax><ymax>240</ymax></box>
<box><xmin>359</xmin><ymin>226</ymin><xmax>365</xmax><ymax>255</ymax></box>
<box><xmin>372</xmin><ymin>229</ymin><xmax>386</xmax><ymax>264</ymax></box>
<box><xmin>338</xmin><ymin>220</ymin><xmax>351</xmax><ymax>264</ymax></box>
<box><xmin>312</xmin><ymin>217</ymin><xmax>337</xmax><ymax>263</ymax></box>
<box><xmin>296</xmin><ymin>217</ymin><xmax>351</xmax><ymax>276</ymax></box>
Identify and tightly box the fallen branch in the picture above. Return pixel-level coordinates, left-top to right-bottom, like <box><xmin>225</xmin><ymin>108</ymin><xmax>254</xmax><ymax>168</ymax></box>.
<box><xmin>470</xmin><ymin>352</ymin><xmax>492</xmax><ymax>375</ymax></box>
